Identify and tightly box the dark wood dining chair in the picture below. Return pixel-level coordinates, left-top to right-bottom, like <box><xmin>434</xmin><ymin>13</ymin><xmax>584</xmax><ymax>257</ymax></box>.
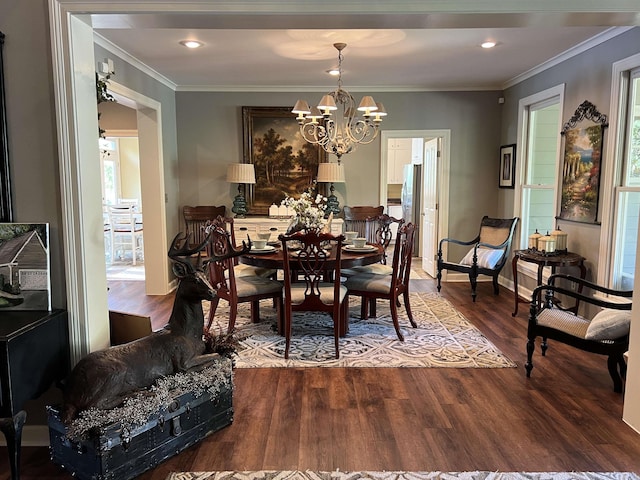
<box><xmin>279</xmin><ymin>230</ymin><xmax>347</xmax><ymax>359</ymax></box>
<box><xmin>343</xmin><ymin>213</ymin><xmax>405</xmax><ymax>316</ymax></box>
<box><xmin>343</xmin><ymin>205</ymin><xmax>384</xmax><ymax>238</ymax></box>
<box><xmin>208</xmin><ymin>215</ymin><xmax>276</xmax><ymax>279</ymax></box>
<box><xmin>205</xmin><ymin>223</ymin><xmax>283</xmax><ymax>333</ymax></box>
<box><xmin>183</xmin><ymin>205</ymin><xmax>226</xmax><ymax>247</ymax></box>
<box><xmin>345</xmin><ymin>223</ymin><xmax>418</xmax><ymax>341</ymax></box>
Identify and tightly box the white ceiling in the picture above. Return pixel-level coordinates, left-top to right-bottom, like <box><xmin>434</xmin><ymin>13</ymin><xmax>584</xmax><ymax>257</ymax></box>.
<box><xmin>89</xmin><ymin>4</ymin><xmax>640</xmax><ymax>91</ymax></box>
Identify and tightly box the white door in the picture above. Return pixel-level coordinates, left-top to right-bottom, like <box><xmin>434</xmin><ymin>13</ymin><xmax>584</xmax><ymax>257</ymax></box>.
<box><xmin>421</xmin><ymin>138</ymin><xmax>439</xmax><ymax>276</ymax></box>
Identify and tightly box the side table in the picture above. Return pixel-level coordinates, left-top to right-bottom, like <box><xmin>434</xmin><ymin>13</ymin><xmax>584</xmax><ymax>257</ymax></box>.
<box><xmin>511</xmin><ymin>249</ymin><xmax>586</xmax><ymax>316</ymax></box>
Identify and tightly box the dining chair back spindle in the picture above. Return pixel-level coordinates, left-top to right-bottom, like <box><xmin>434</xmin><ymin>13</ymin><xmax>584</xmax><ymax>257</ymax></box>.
<box><xmin>108</xmin><ymin>205</ymin><xmax>144</xmax><ymax>265</ymax></box>
<box><xmin>183</xmin><ymin>205</ymin><xmax>226</xmax><ymax>247</ymax></box>
<box><xmin>279</xmin><ymin>230</ymin><xmax>347</xmax><ymax>359</ymax></box>
<box><xmin>343</xmin><ymin>206</ymin><xmax>384</xmax><ymax>238</ymax></box>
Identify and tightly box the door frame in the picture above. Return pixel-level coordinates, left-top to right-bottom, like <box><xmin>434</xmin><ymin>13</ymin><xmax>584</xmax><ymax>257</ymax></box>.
<box><xmin>379</xmin><ymin>129</ymin><xmax>450</xmax><ymax>274</ymax></box>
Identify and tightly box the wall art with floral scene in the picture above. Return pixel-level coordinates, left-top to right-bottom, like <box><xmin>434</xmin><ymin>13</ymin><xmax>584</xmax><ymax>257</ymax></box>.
<box><xmin>242</xmin><ymin>106</ymin><xmax>326</xmax><ymax>216</ymax></box>
<box><xmin>558</xmin><ymin>101</ymin><xmax>608</xmax><ymax>224</ymax></box>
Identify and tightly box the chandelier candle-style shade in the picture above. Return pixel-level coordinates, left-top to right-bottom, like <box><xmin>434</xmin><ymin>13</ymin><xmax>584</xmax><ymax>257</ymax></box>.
<box><xmin>226</xmin><ymin>163</ymin><xmax>256</xmax><ymax>218</ymax></box>
<box><xmin>292</xmin><ymin>43</ymin><xmax>387</xmax><ymax>160</ymax></box>
<box><xmin>316</xmin><ymin>162</ymin><xmax>345</xmax><ymax>216</ymax></box>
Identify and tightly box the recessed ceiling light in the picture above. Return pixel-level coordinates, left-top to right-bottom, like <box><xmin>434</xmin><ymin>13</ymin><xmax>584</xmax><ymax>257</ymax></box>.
<box><xmin>179</xmin><ymin>40</ymin><xmax>203</xmax><ymax>49</ymax></box>
<box><xmin>481</xmin><ymin>41</ymin><xmax>497</xmax><ymax>49</ymax></box>
<box><xmin>327</xmin><ymin>68</ymin><xmax>340</xmax><ymax>76</ymax></box>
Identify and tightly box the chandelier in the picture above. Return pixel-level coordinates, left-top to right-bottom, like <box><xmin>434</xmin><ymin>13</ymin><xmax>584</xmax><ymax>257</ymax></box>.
<box><xmin>291</xmin><ymin>43</ymin><xmax>387</xmax><ymax>160</ymax></box>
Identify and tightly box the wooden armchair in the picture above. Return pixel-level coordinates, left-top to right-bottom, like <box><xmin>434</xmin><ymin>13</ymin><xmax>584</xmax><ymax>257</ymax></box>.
<box><xmin>437</xmin><ymin>216</ymin><xmax>518</xmax><ymax>301</ymax></box>
<box><xmin>183</xmin><ymin>205</ymin><xmax>226</xmax><ymax>247</ymax></box>
<box><xmin>526</xmin><ymin>274</ymin><xmax>632</xmax><ymax>393</ymax></box>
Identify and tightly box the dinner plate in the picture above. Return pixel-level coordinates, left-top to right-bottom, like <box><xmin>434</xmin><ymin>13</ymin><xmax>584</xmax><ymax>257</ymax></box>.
<box><xmin>250</xmin><ymin>245</ymin><xmax>276</xmax><ymax>254</ymax></box>
<box><xmin>343</xmin><ymin>244</ymin><xmax>377</xmax><ymax>252</ymax></box>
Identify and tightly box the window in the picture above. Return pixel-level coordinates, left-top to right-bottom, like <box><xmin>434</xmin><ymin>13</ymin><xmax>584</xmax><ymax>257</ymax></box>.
<box><xmin>516</xmin><ymin>86</ymin><xmax>564</xmax><ymax>249</ymax></box>
<box><xmin>611</xmin><ymin>68</ymin><xmax>640</xmax><ymax>290</ymax></box>
<box><xmin>99</xmin><ymin>137</ymin><xmax>120</xmax><ymax>205</ymax></box>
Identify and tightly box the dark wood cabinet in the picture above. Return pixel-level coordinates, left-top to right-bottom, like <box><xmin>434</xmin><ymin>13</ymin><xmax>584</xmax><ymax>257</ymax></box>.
<box><xmin>0</xmin><ymin>309</ymin><xmax>69</xmax><ymax>480</ymax></box>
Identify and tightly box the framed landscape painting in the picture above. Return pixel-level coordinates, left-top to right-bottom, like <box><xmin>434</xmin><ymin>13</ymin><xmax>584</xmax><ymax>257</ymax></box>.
<box><xmin>242</xmin><ymin>106</ymin><xmax>326</xmax><ymax>215</ymax></box>
<box><xmin>0</xmin><ymin>223</ymin><xmax>51</xmax><ymax>310</ymax></box>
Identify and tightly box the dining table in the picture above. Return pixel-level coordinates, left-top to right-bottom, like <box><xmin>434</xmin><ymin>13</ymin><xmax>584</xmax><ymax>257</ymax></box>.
<box><xmin>239</xmin><ymin>242</ymin><xmax>384</xmax><ymax>337</ymax></box>
<box><xmin>238</xmin><ymin>242</ymin><xmax>384</xmax><ymax>272</ymax></box>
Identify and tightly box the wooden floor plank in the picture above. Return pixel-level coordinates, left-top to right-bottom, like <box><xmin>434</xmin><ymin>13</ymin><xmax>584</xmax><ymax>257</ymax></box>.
<box><xmin>2</xmin><ymin>277</ymin><xmax>640</xmax><ymax>479</ymax></box>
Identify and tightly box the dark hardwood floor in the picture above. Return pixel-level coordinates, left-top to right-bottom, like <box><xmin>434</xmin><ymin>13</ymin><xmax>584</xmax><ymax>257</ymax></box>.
<box><xmin>2</xmin><ymin>274</ymin><xmax>640</xmax><ymax>479</ymax></box>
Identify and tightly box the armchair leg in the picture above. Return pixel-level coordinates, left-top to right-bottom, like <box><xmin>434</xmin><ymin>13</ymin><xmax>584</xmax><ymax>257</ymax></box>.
<box><xmin>436</xmin><ymin>267</ymin><xmax>442</xmax><ymax>292</ymax></box>
<box><xmin>541</xmin><ymin>337</ymin><xmax>548</xmax><ymax>356</ymax></box>
<box><xmin>469</xmin><ymin>273</ymin><xmax>478</xmax><ymax>302</ymax></box>
<box><xmin>607</xmin><ymin>354</ymin><xmax>625</xmax><ymax>393</ymax></box>
<box><xmin>492</xmin><ymin>275</ymin><xmax>500</xmax><ymax>295</ymax></box>
<box><xmin>525</xmin><ymin>338</ymin><xmax>535</xmax><ymax>378</ymax></box>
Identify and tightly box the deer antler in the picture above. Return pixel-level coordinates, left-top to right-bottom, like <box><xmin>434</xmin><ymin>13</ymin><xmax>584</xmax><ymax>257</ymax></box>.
<box><xmin>206</xmin><ymin>226</ymin><xmax>251</xmax><ymax>264</ymax></box>
<box><xmin>168</xmin><ymin>232</ymin><xmax>213</xmax><ymax>274</ymax></box>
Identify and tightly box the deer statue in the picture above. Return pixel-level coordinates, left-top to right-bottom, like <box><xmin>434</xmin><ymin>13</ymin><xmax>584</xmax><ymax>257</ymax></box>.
<box><xmin>60</xmin><ymin>232</ymin><xmax>248</xmax><ymax>425</ymax></box>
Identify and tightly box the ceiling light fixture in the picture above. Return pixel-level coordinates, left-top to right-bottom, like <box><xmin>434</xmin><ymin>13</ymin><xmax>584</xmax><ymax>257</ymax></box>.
<box><xmin>481</xmin><ymin>41</ymin><xmax>496</xmax><ymax>49</ymax></box>
<box><xmin>179</xmin><ymin>40</ymin><xmax>203</xmax><ymax>49</ymax></box>
<box><xmin>292</xmin><ymin>43</ymin><xmax>386</xmax><ymax>161</ymax></box>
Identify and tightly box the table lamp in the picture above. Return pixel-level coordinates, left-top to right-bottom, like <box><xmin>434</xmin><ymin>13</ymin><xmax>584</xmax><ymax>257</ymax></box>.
<box><xmin>316</xmin><ymin>162</ymin><xmax>345</xmax><ymax>216</ymax></box>
<box><xmin>226</xmin><ymin>163</ymin><xmax>256</xmax><ymax>218</ymax></box>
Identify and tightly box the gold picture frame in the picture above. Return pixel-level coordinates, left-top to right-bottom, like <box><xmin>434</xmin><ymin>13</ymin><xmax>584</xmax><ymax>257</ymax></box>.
<box><xmin>242</xmin><ymin>106</ymin><xmax>326</xmax><ymax>216</ymax></box>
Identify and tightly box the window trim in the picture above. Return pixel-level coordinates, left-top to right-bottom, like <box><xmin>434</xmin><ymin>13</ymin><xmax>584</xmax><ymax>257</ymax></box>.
<box><xmin>598</xmin><ymin>52</ymin><xmax>640</xmax><ymax>287</ymax></box>
<box><xmin>513</xmin><ymin>84</ymin><xmax>565</xmax><ymax>250</ymax></box>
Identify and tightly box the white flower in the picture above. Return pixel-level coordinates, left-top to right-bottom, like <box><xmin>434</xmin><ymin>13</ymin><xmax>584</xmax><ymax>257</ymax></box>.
<box><xmin>282</xmin><ymin>185</ymin><xmax>328</xmax><ymax>231</ymax></box>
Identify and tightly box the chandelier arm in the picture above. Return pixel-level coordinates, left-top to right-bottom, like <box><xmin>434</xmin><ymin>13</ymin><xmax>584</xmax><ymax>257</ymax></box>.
<box><xmin>292</xmin><ymin>42</ymin><xmax>385</xmax><ymax>159</ymax></box>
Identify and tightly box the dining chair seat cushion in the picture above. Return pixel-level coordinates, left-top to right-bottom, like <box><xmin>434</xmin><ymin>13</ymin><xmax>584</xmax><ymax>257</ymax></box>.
<box><xmin>344</xmin><ymin>273</ymin><xmax>391</xmax><ymax>294</ymax></box>
<box><xmin>585</xmin><ymin>308</ymin><xmax>631</xmax><ymax>341</ymax></box>
<box><xmin>460</xmin><ymin>247</ymin><xmax>504</xmax><ymax>269</ymax></box>
<box><xmin>289</xmin><ymin>283</ymin><xmax>347</xmax><ymax>305</ymax></box>
<box><xmin>230</xmin><ymin>264</ymin><xmax>277</xmax><ymax>279</ymax></box>
<box><xmin>349</xmin><ymin>264</ymin><xmax>393</xmax><ymax>276</ymax></box>
<box><xmin>235</xmin><ymin>276</ymin><xmax>283</xmax><ymax>298</ymax></box>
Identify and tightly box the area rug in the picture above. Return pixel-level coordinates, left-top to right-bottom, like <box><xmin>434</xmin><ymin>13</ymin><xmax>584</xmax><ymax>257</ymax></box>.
<box><xmin>204</xmin><ymin>292</ymin><xmax>516</xmax><ymax>368</ymax></box>
<box><xmin>166</xmin><ymin>471</ymin><xmax>640</xmax><ymax>480</ymax></box>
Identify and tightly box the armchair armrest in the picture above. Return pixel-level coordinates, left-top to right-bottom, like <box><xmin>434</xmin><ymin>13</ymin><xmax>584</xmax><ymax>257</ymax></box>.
<box><xmin>530</xmin><ymin>276</ymin><xmax>632</xmax><ymax>314</ymax></box>
<box><xmin>438</xmin><ymin>235</ymin><xmax>480</xmax><ymax>256</ymax></box>
<box><xmin>548</xmin><ymin>274</ymin><xmax>633</xmax><ymax>299</ymax></box>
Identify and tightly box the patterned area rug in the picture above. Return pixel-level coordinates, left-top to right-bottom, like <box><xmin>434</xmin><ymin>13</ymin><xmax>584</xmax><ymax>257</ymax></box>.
<box><xmin>166</xmin><ymin>471</ymin><xmax>640</xmax><ymax>480</ymax></box>
<box><xmin>204</xmin><ymin>292</ymin><xmax>516</xmax><ymax>368</ymax></box>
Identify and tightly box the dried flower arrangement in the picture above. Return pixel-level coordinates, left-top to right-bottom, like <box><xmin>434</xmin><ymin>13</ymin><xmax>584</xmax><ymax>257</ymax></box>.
<box><xmin>64</xmin><ymin>359</ymin><xmax>233</xmax><ymax>440</ymax></box>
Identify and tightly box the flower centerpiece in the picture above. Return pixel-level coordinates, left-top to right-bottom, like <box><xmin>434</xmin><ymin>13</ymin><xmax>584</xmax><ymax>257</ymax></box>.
<box><xmin>282</xmin><ymin>183</ymin><xmax>329</xmax><ymax>233</ymax></box>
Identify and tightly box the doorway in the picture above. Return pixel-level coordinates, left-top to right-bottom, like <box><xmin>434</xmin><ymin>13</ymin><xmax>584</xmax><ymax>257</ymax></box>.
<box><xmin>379</xmin><ymin>130</ymin><xmax>450</xmax><ymax>278</ymax></box>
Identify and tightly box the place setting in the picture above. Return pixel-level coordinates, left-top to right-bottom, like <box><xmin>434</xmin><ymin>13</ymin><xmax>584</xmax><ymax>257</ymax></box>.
<box><xmin>343</xmin><ymin>236</ymin><xmax>377</xmax><ymax>252</ymax></box>
<box><xmin>248</xmin><ymin>238</ymin><xmax>277</xmax><ymax>254</ymax></box>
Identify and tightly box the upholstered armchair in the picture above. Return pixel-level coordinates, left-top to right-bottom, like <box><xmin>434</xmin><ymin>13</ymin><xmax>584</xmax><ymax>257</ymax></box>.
<box><xmin>437</xmin><ymin>216</ymin><xmax>518</xmax><ymax>301</ymax></box>
<box><xmin>526</xmin><ymin>273</ymin><xmax>632</xmax><ymax>393</ymax></box>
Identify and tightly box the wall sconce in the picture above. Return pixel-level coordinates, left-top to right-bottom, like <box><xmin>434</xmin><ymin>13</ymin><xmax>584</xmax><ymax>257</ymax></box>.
<box><xmin>226</xmin><ymin>163</ymin><xmax>256</xmax><ymax>218</ymax></box>
<box><xmin>316</xmin><ymin>162</ymin><xmax>345</xmax><ymax>216</ymax></box>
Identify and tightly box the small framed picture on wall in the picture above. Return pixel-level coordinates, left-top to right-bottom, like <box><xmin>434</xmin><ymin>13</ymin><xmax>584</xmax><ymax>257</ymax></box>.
<box><xmin>499</xmin><ymin>144</ymin><xmax>516</xmax><ymax>189</ymax></box>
